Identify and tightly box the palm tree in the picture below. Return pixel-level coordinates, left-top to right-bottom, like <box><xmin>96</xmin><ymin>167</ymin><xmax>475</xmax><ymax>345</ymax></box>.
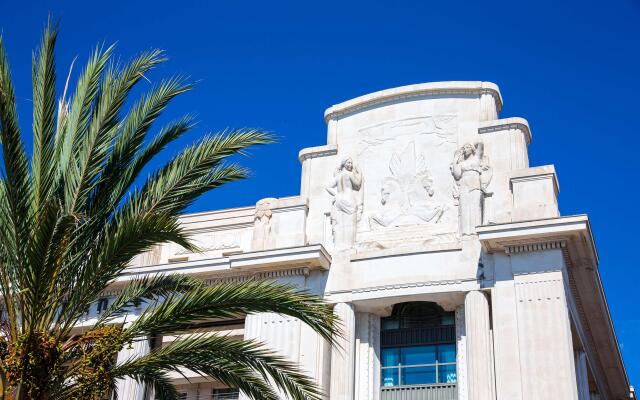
<box><xmin>0</xmin><ymin>20</ymin><xmax>338</xmax><ymax>400</ymax></box>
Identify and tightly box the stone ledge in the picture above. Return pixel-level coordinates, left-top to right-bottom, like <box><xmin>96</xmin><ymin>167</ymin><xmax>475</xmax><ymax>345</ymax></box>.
<box><xmin>298</xmin><ymin>144</ymin><xmax>338</xmax><ymax>163</ymax></box>
<box><xmin>478</xmin><ymin>117</ymin><xmax>532</xmax><ymax>144</ymax></box>
<box><xmin>477</xmin><ymin>215</ymin><xmax>593</xmax><ymax>258</ymax></box>
<box><xmin>509</xmin><ymin>165</ymin><xmax>560</xmax><ymax>194</ymax></box>
<box><xmin>120</xmin><ymin>244</ymin><xmax>331</xmax><ymax>281</ymax></box>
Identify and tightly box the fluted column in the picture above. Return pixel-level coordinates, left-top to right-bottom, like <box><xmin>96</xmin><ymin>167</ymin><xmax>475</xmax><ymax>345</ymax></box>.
<box><xmin>575</xmin><ymin>351</ymin><xmax>590</xmax><ymax>400</ymax></box>
<box><xmin>465</xmin><ymin>291</ymin><xmax>496</xmax><ymax>400</ymax></box>
<box><xmin>330</xmin><ymin>302</ymin><xmax>356</xmax><ymax>400</ymax></box>
<box><xmin>115</xmin><ymin>337</ymin><xmax>151</xmax><ymax>400</ymax></box>
<box><xmin>241</xmin><ymin>312</ymin><xmax>303</xmax><ymax>400</ymax></box>
<box><xmin>355</xmin><ymin>312</ymin><xmax>380</xmax><ymax>400</ymax></box>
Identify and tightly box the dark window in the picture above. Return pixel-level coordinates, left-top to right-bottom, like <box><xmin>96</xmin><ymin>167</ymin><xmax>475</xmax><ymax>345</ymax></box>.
<box><xmin>381</xmin><ymin>302</ymin><xmax>456</xmax><ymax>387</ymax></box>
<box><xmin>96</xmin><ymin>298</ymin><xmax>109</xmax><ymax>314</ymax></box>
<box><xmin>212</xmin><ymin>388</ymin><xmax>239</xmax><ymax>400</ymax></box>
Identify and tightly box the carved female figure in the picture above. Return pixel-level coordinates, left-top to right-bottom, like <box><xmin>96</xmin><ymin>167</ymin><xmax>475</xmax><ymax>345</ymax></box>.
<box><xmin>450</xmin><ymin>142</ymin><xmax>492</xmax><ymax>235</ymax></box>
<box><xmin>252</xmin><ymin>198</ymin><xmax>277</xmax><ymax>250</ymax></box>
<box><xmin>326</xmin><ymin>157</ymin><xmax>363</xmax><ymax>249</ymax></box>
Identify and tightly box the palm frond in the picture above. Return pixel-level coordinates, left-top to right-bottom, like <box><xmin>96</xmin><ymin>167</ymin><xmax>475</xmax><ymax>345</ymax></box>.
<box><xmin>136</xmin><ymin>129</ymin><xmax>272</xmax><ymax>216</ymax></box>
<box><xmin>56</xmin><ymin>43</ymin><xmax>114</xmax><ymax>193</ymax></box>
<box><xmin>31</xmin><ymin>18</ymin><xmax>58</xmax><ymax>209</ymax></box>
<box><xmin>65</xmin><ymin>49</ymin><xmax>165</xmax><ymax>214</ymax></box>
<box><xmin>0</xmin><ymin>33</ymin><xmax>33</xmax><ymax>335</ymax></box>
<box><xmin>95</xmin><ymin>274</ymin><xmax>202</xmax><ymax>325</ymax></box>
<box><xmin>126</xmin><ymin>280</ymin><xmax>338</xmax><ymax>344</ymax></box>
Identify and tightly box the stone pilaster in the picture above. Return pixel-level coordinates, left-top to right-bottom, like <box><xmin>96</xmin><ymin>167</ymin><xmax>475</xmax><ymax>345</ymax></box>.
<box><xmin>575</xmin><ymin>351</ymin><xmax>590</xmax><ymax>400</ymax></box>
<box><xmin>514</xmin><ymin>271</ymin><xmax>579</xmax><ymax>400</ymax></box>
<box><xmin>330</xmin><ymin>302</ymin><xmax>356</xmax><ymax>400</ymax></box>
<box><xmin>241</xmin><ymin>312</ymin><xmax>303</xmax><ymax>400</ymax></box>
<box><xmin>115</xmin><ymin>337</ymin><xmax>151</xmax><ymax>400</ymax></box>
<box><xmin>455</xmin><ymin>305</ymin><xmax>469</xmax><ymax>400</ymax></box>
<box><xmin>355</xmin><ymin>312</ymin><xmax>380</xmax><ymax>400</ymax></box>
<box><xmin>465</xmin><ymin>290</ymin><xmax>496</xmax><ymax>400</ymax></box>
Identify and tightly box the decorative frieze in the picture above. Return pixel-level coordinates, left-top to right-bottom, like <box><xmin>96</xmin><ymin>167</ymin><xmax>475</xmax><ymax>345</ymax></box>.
<box><xmin>505</xmin><ymin>240</ymin><xmax>566</xmax><ymax>254</ymax></box>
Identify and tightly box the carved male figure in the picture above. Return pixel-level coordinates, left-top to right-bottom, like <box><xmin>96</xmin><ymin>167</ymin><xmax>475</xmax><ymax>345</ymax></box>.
<box><xmin>450</xmin><ymin>142</ymin><xmax>492</xmax><ymax>235</ymax></box>
<box><xmin>326</xmin><ymin>157</ymin><xmax>363</xmax><ymax>249</ymax></box>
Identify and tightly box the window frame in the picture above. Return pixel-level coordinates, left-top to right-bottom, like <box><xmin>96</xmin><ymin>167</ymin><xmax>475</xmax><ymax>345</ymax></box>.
<box><xmin>381</xmin><ymin>343</ymin><xmax>457</xmax><ymax>387</ymax></box>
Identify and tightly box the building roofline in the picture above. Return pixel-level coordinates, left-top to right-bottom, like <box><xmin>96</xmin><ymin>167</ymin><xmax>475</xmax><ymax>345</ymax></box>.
<box><xmin>323</xmin><ymin>81</ymin><xmax>503</xmax><ymax>122</ymax></box>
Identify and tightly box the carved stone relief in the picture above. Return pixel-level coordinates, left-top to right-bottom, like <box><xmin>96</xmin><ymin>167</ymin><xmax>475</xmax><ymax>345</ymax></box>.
<box><xmin>175</xmin><ymin>232</ymin><xmax>242</xmax><ymax>255</ymax></box>
<box><xmin>344</xmin><ymin>115</ymin><xmax>460</xmax><ymax>250</ymax></box>
<box><xmin>326</xmin><ymin>157</ymin><xmax>363</xmax><ymax>250</ymax></box>
<box><xmin>450</xmin><ymin>142</ymin><xmax>492</xmax><ymax>235</ymax></box>
<box><xmin>369</xmin><ymin>142</ymin><xmax>445</xmax><ymax>228</ymax></box>
<box><xmin>252</xmin><ymin>197</ymin><xmax>278</xmax><ymax>251</ymax></box>
<box><xmin>357</xmin><ymin>115</ymin><xmax>458</xmax><ymax>157</ymax></box>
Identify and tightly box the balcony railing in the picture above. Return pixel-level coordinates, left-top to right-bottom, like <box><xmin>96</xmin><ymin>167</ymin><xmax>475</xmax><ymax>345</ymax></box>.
<box><xmin>381</xmin><ymin>383</ymin><xmax>457</xmax><ymax>400</ymax></box>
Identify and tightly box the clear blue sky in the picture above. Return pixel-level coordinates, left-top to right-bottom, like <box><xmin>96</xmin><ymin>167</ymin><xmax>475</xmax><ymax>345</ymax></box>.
<box><xmin>3</xmin><ymin>0</ymin><xmax>640</xmax><ymax>387</ymax></box>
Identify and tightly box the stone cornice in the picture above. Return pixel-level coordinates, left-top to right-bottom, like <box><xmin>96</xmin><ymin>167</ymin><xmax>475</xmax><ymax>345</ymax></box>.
<box><xmin>323</xmin><ymin>81</ymin><xmax>502</xmax><ymax>122</ymax></box>
<box><xmin>298</xmin><ymin>144</ymin><xmax>338</xmax><ymax>163</ymax></box>
<box><xmin>326</xmin><ymin>277</ymin><xmax>478</xmax><ymax>296</ymax></box>
<box><xmin>504</xmin><ymin>239</ymin><xmax>566</xmax><ymax>254</ymax></box>
<box><xmin>478</xmin><ymin>117</ymin><xmax>532</xmax><ymax>144</ymax></box>
<box><xmin>101</xmin><ymin>266</ymin><xmax>311</xmax><ymax>297</ymax></box>
<box><xmin>119</xmin><ymin>244</ymin><xmax>331</xmax><ymax>282</ymax></box>
<box><xmin>477</xmin><ymin>215</ymin><xmax>595</xmax><ymax>261</ymax></box>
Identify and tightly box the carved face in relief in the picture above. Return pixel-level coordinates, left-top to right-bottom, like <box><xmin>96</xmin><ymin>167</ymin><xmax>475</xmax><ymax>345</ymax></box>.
<box><xmin>343</xmin><ymin>158</ymin><xmax>353</xmax><ymax>171</ymax></box>
<box><xmin>462</xmin><ymin>143</ymin><xmax>475</xmax><ymax>158</ymax></box>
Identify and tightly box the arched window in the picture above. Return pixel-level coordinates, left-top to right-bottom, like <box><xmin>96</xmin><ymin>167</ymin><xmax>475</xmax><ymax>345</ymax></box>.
<box><xmin>380</xmin><ymin>302</ymin><xmax>456</xmax><ymax>388</ymax></box>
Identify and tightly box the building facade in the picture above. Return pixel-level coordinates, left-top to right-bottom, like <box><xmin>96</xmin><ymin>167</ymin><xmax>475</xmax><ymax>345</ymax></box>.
<box><xmin>107</xmin><ymin>82</ymin><xmax>632</xmax><ymax>400</ymax></box>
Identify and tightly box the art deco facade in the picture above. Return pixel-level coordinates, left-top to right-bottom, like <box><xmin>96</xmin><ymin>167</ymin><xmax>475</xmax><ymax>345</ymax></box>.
<box><xmin>105</xmin><ymin>82</ymin><xmax>632</xmax><ymax>400</ymax></box>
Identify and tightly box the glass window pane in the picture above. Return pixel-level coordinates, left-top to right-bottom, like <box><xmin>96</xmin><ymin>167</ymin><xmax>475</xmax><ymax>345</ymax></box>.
<box><xmin>401</xmin><ymin>365</ymin><xmax>436</xmax><ymax>385</ymax></box>
<box><xmin>382</xmin><ymin>368</ymin><xmax>399</xmax><ymax>387</ymax></box>
<box><xmin>381</xmin><ymin>348</ymin><xmax>400</xmax><ymax>367</ymax></box>
<box><xmin>401</xmin><ymin>346</ymin><xmax>436</xmax><ymax>366</ymax></box>
<box><xmin>382</xmin><ymin>319</ymin><xmax>399</xmax><ymax>330</ymax></box>
<box><xmin>440</xmin><ymin>313</ymin><xmax>455</xmax><ymax>326</ymax></box>
<box><xmin>438</xmin><ymin>344</ymin><xmax>456</xmax><ymax>363</ymax></box>
<box><xmin>438</xmin><ymin>364</ymin><xmax>457</xmax><ymax>383</ymax></box>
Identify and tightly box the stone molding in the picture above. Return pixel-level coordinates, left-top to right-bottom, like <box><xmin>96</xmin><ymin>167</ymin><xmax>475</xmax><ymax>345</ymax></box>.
<box><xmin>510</xmin><ymin>167</ymin><xmax>560</xmax><ymax>197</ymax></box>
<box><xmin>298</xmin><ymin>144</ymin><xmax>338</xmax><ymax>163</ymax></box>
<box><xmin>327</xmin><ymin>277</ymin><xmax>477</xmax><ymax>296</ymax></box>
<box><xmin>101</xmin><ymin>266</ymin><xmax>311</xmax><ymax>298</ymax></box>
<box><xmin>478</xmin><ymin>117</ymin><xmax>532</xmax><ymax>144</ymax></box>
<box><xmin>352</xmin><ymin>241</ymin><xmax>462</xmax><ymax>261</ymax></box>
<box><xmin>504</xmin><ymin>239</ymin><xmax>566</xmax><ymax>254</ymax></box>
<box><xmin>324</xmin><ymin>82</ymin><xmax>502</xmax><ymax>121</ymax></box>
<box><xmin>203</xmin><ymin>266</ymin><xmax>311</xmax><ymax>285</ymax></box>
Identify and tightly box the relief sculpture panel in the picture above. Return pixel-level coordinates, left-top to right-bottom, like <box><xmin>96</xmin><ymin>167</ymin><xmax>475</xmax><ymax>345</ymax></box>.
<box><xmin>346</xmin><ymin>115</ymin><xmax>460</xmax><ymax>250</ymax></box>
<box><xmin>369</xmin><ymin>142</ymin><xmax>445</xmax><ymax>229</ymax></box>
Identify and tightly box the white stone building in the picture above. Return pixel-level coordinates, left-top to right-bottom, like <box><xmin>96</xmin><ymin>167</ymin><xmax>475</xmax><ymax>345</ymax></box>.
<box><xmin>108</xmin><ymin>82</ymin><xmax>633</xmax><ymax>400</ymax></box>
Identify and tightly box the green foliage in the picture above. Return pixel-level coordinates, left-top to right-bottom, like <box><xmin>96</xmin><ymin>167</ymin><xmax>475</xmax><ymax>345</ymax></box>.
<box><xmin>0</xmin><ymin>19</ymin><xmax>338</xmax><ymax>400</ymax></box>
